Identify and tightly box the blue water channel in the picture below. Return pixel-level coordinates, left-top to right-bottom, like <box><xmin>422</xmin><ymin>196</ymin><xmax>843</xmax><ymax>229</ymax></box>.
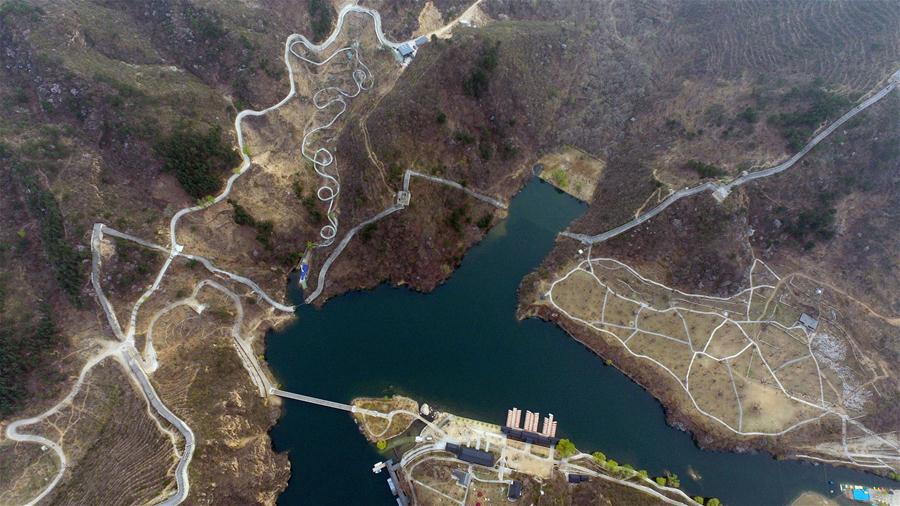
<box><xmin>267</xmin><ymin>179</ymin><xmax>893</xmax><ymax>505</ymax></box>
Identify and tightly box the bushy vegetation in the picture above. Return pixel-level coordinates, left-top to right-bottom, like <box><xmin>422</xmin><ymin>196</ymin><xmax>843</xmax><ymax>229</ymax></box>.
<box><xmin>156</xmin><ymin>124</ymin><xmax>240</xmax><ymax>200</ymax></box>
<box><xmin>308</xmin><ymin>0</ymin><xmax>334</xmax><ymax>42</ymax></box>
<box><xmin>453</xmin><ymin>131</ymin><xmax>474</xmax><ymax>144</ymax></box>
<box><xmin>476</xmin><ymin>213</ymin><xmax>492</xmax><ymax>230</ymax></box>
<box><xmin>738</xmin><ymin>106</ymin><xmax>758</xmax><ymax>123</ymax></box>
<box><xmin>555</xmin><ymin>439</ymin><xmax>576</xmax><ymax>458</ymax></box>
<box><xmin>20</xmin><ymin>126</ymin><xmax>70</xmax><ymax>160</ymax></box>
<box><xmin>446</xmin><ymin>206</ymin><xmax>469</xmax><ymax>233</ymax></box>
<box><xmin>185</xmin><ymin>4</ymin><xmax>225</xmax><ymax>42</ymax></box>
<box><xmin>686</xmin><ymin>159</ymin><xmax>726</xmax><ymax>179</ymax></box>
<box><xmin>295</xmin><ymin>183</ymin><xmax>325</xmax><ymax>223</ymax></box>
<box><xmin>0</xmin><ymin>0</ymin><xmax>44</xmax><ymax>20</ymax></box>
<box><xmin>478</xmin><ymin>140</ymin><xmax>493</xmax><ymax>160</ymax></box>
<box><xmin>463</xmin><ymin>42</ymin><xmax>500</xmax><ymax>99</ymax></box>
<box><xmin>769</xmin><ymin>82</ymin><xmax>851</xmax><ymax>150</ymax></box>
<box><xmin>228</xmin><ymin>199</ymin><xmax>255</xmax><ymax>226</ymax></box>
<box><xmin>254</xmin><ymin>220</ymin><xmax>274</xmax><ymax>248</ymax></box>
<box><xmin>658</xmin><ymin>471</ymin><xmax>680</xmax><ymax>488</ymax></box>
<box><xmin>551</xmin><ymin>169</ymin><xmax>569</xmax><ymax>188</ymax></box>
<box><xmin>361</xmin><ymin>223</ymin><xmax>377</xmax><ymax>242</ymax></box>
<box><xmin>778</xmin><ymin>203</ymin><xmax>836</xmax><ymax>249</ymax></box>
<box><xmin>12</xmin><ymin>161</ymin><xmax>84</xmax><ymax>304</ymax></box>
<box><xmin>0</xmin><ymin>287</ymin><xmax>62</xmax><ymax>416</ymax></box>
<box><xmin>113</xmin><ymin>238</ymin><xmax>156</xmax><ymax>288</ymax></box>
<box><xmin>227</xmin><ymin>200</ymin><xmax>274</xmax><ymax>249</ymax></box>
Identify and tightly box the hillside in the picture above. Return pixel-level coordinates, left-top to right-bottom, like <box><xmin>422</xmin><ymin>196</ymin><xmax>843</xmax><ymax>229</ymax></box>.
<box><xmin>1</xmin><ymin>0</ymin><xmax>898</xmax><ymax>504</ymax></box>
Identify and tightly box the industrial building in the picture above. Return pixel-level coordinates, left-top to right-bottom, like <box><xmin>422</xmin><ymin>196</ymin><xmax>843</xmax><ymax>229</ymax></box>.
<box><xmin>397</xmin><ymin>43</ymin><xmax>414</xmax><ymax>58</ymax></box>
<box><xmin>445</xmin><ymin>443</ymin><xmax>495</xmax><ymax>467</ymax></box>
<box><xmin>798</xmin><ymin>313</ymin><xmax>819</xmax><ymax>331</ymax></box>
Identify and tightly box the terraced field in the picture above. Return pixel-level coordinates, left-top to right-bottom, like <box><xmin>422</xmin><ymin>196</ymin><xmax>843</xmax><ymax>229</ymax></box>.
<box><xmin>29</xmin><ymin>359</ymin><xmax>177</xmax><ymax>506</ymax></box>
<box><xmin>654</xmin><ymin>0</ymin><xmax>900</xmax><ymax>92</ymax></box>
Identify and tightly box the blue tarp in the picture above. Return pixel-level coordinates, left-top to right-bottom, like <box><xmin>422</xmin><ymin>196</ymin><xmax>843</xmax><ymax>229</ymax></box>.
<box><xmin>299</xmin><ymin>263</ymin><xmax>310</xmax><ymax>281</ymax></box>
<box><xmin>852</xmin><ymin>489</ymin><xmax>871</xmax><ymax>501</ymax></box>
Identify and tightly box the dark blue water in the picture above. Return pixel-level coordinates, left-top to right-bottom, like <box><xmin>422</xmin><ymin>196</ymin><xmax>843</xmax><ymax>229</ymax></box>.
<box><xmin>267</xmin><ymin>180</ymin><xmax>893</xmax><ymax>505</ymax></box>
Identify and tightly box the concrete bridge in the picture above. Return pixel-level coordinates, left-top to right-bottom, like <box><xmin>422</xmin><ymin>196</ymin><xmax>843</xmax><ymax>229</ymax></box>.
<box><xmin>269</xmin><ymin>388</ymin><xmax>354</xmax><ymax>412</ymax></box>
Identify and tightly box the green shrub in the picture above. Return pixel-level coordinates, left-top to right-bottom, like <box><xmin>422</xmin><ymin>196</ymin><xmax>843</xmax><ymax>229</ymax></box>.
<box><xmin>738</xmin><ymin>107</ymin><xmax>758</xmax><ymax>123</ymax></box>
<box><xmin>156</xmin><ymin>124</ymin><xmax>240</xmax><ymax>200</ymax></box>
<box><xmin>12</xmin><ymin>162</ymin><xmax>83</xmax><ymax>304</ymax></box>
<box><xmin>780</xmin><ymin>205</ymin><xmax>836</xmax><ymax>246</ymax></box>
<box><xmin>686</xmin><ymin>159</ymin><xmax>725</xmax><ymax>179</ymax></box>
<box><xmin>228</xmin><ymin>200</ymin><xmax>256</xmax><ymax>226</ymax></box>
<box><xmin>0</xmin><ymin>0</ymin><xmax>44</xmax><ymax>20</ymax></box>
<box><xmin>361</xmin><ymin>223</ymin><xmax>377</xmax><ymax>242</ymax></box>
<box><xmin>254</xmin><ymin>220</ymin><xmax>274</xmax><ymax>248</ymax></box>
<box><xmin>388</xmin><ymin>163</ymin><xmax>403</xmax><ymax>182</ymax></box>
<box><xmin>769</xmin><ymin>84</ymin><xmax>851</xmax><ymax>149</ymax></box>
<box><xmin>308</xmin><ymin>0</ymin><xmax>334</xmax><ymax>42</ymax></box>
<box><xmin>446</xmin><ymin>206</ymin><xmax>467</xmax><ymax>233</ymax></box>
<box><xmin>453</xmin><ymin>131</ymin><xmax>474</xmax><ymax>144</ymax></box>
<box><xmin>555</xmin><ymin>439</ymin><xmax>576</xmax><ymax>458</ymax></box>
<box><xmin>478</xmin><ymin>140</ymin><xmax>493</xmax><ymax>160</ymax></box>
<box><xmin>665</xmin><ymin>472</ymin><xmax>680</xmax><ymax>488</ymax></box>
<box><xmin>463</xmin><ymin>42</ymin><xmax>500</xmax><ymax>99</ymax></box>
<box><xmin>186</xmin><ymin>5</ymin><xmax>225</xmax><ymax>41</ymax></box>
<box><xmin>0</xmin><ymin>303</ymin><xmax>61</xmax><ymax>416</ymax></box>
<box><xmin>476</xmin><ymin>214</ymin><xmax>492</xmax><ymax>230</ymax></box>
<box><xmin>551</xmin><ymin>169</ymin><xmax>569</xmax><ymax>188</ymax></box>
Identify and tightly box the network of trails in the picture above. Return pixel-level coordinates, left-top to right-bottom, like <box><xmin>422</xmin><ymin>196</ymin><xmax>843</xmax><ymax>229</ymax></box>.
<box><xmin>1</xmin><ymin>5</ymin><xmax>506</xmax><ymax>505</ymax></box>
<box><xmin>546</xmin><ymin>257</ymin><xmax>899</xmax><ymax>471</ymax></box>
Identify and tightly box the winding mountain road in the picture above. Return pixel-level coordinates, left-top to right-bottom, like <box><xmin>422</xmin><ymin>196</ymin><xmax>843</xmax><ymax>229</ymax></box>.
<box><xmin>562</xmin><ymin>68</ymin><xmax>900</xmax><ymax>245</ymax></box>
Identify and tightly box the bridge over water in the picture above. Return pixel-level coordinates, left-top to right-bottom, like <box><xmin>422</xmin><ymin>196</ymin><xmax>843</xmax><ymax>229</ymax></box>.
<box><xmin>270</xmin><ymin>388</ymin><xmax>354</xmax><ymax>411</ymax></box>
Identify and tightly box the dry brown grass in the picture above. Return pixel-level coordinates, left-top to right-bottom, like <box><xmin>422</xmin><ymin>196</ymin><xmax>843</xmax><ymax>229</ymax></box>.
<box><xmin>550</xmin><ymin>270</ymin><xmax>605</xmax><ymax>321</ymax></box>
<box><xmin>352</xmin><ymin>395</ymin><xmax>419</xmax><ymax>441</ymax></box>
<box><xmin>29</xmin><ymin>360</ymin><xmax>177</xmax><ymax>506</ymax></box>
<box><xmin>688</xmin><ymin>355</ymin><xmax>740</xmax><ymax>429</ymax></box>
<box><xmin>0</xmin><ymin>442</ymin><xmax>59</xmax><ymax>505</ymax></box>
<box><xmin>538</xmin><ymin>147</ymin><xmax>606</xmax><ymax>202</ymax></box>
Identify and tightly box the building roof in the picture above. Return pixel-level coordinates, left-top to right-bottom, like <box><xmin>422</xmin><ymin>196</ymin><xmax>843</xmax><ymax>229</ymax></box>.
<box><xmin>452</xmin><ymin>469</ymin><xmax>471</xmax><ymax>487</ymax></box>
<box><xmin>568</xmin><ymin>474</ymin><xmax>590</xmax><ymax>483</ymax></box>
<box><xmin>508</xmin><ymin>480</ymin><xmax>523</xmax><ymax>499</ymax></box>
<box><xmin>398</xmin><ymin>43</ymin><xmax>414</xmax><ymax>57</ymax></box>
<box><xmin>501</xmin><ymin>426</ymin><xmax>559</xmax><ymax>448</ymax></box>
<box><xmin>799</xmin><ymin>313</ymin><xmax>819</xmax><ymax>329</ymax></box>
<box><xmin>415</xmin><ymin>36</ymin><xmax>429</xmax><ymax>46</ymax></box>
<box><xmin>445</xmin><ymin>443</ymin><xmax>495</xmax><ymax>467</ymax></box>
